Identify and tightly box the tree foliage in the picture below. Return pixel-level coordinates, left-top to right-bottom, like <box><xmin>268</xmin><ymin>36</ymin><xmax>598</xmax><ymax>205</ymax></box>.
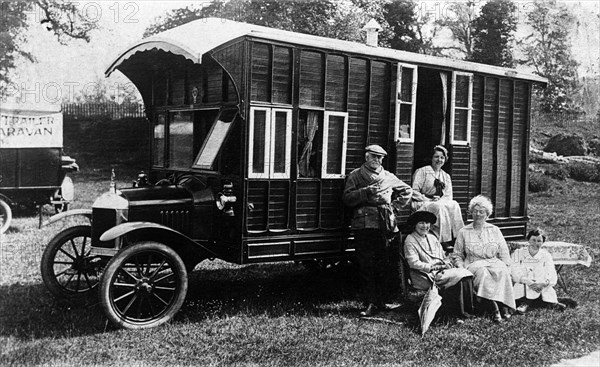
<box><xmin>470</xmin><ymin>0</ymin><xmax>517</xmax><ymax>67</ymax></box>
<box><xmin>520</xmin><ymin>0</ymin><xmax>581</xmax><ymax>113</ymax></box>
<box><xmin>144</xmin><ymin>0</ymin><xmax>362</xmax><ymax>41</ymax></box>
<box><xmin>0</xmin><ymin>0</ymin><xmax>97</xmax><ymax>95</ymax></box>
<box><xmin>435</xmin><ymin>1</ymin><xmax>477</xmax><ymax>59</ymax></box>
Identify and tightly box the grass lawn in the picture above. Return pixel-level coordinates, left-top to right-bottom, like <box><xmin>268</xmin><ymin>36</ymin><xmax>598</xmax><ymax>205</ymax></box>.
<box><xmin>1</xmin><ymin>168</ymin><xmax>599</xmax><ymax>366</ymax></box>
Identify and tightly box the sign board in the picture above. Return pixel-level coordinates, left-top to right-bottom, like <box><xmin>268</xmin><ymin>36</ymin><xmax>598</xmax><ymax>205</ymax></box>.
<box><xmin>0</xmin><ymin>110</ymin><xmax>63</xmax><ymax>148</ymax></box>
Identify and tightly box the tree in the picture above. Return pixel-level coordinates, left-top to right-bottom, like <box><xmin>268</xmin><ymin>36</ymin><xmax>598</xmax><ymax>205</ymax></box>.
<box><xmin>0</xmin><ymin>1</ymin><xmax>97</xmax><ymax>95</ymax></box>
<box><xmin>435</xmin><ymin>1</ymin><xmax>478</xmax><ymax>59</ymax></box>
<box><xmin>470</xmin><ymin>0</ymin><xmax>517</xmax><ymax>67</ymax></box>
<box><xmin>380</xmin><ymin>0</ymin><xmax>421</xmax><ymax>52</ymax></box>
<box><xmin>520</xmin><ymin>0</ymin><xmax>581</xmax><ymax>113</ymax></box>
<box><xmin>144</xmin><ymin>0</ymin><xmax>352</xmax><ymax>40</ymax></box>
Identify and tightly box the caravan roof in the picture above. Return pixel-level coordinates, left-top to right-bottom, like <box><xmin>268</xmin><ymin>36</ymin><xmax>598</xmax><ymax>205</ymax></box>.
<box><xmin>106</xmin><ymin>17</ymin><xmax>546</xmax><ymax>84</ymax></box>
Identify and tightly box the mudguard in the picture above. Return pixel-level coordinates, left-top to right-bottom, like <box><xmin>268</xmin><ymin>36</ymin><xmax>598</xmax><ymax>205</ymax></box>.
<box><xmin>42</xmin><ymin>209</ymin><xmax>93</xmax><ymax>227</ymax></box>
<box><xmin>100</xmin><ymin>221</ymin><xmax>219</xmax><ymax>258</ymax></box>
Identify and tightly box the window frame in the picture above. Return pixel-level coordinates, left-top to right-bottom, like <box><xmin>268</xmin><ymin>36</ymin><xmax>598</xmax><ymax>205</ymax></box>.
<box><xmin>449</xmin><ymin>71</ymin><xmax>473</xmax><ymax>146</ymax></box>
<box><xmin>394</xmin><ymin>63</ymin><xmax>418</xmax><ymax>143</ymax></box>
<box><xmin>269</xmin><ymin>108</ymin><xmax>292</xmax><ymax>179</ymax></box>
<box><xmin>192</xmin><ymin>108</ymin><xmax>235</xmax><ymax>170</ymax></box>
<box><xmin>248</xmin><ymin>106</ymin><xmax>292</xmax><ymax>179</ymax></box>
<box><xmin>321</xmin><ymin>111</ymin><xmax>348</xmax><ymax>179</ymax></box>
<box><xmin>152</xmin><ymin>112</ymin><xmax>167</xmax><ymax>168</ymax></box>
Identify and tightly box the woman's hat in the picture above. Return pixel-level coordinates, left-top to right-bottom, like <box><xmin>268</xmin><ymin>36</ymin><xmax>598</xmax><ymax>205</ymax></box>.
<box><xmin>407</xmin><ymin>211</ymin><xmax>437</xmax><ymax>226</ymax></box>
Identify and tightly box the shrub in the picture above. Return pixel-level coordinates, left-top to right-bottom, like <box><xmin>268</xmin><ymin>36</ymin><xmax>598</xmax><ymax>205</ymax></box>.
<box><xmin>566</xmin><ymin>161</ymin><xmax>600</xmax><ymax>182</ymax></box>
<box><xmin>529</xmin><ymin>172</ymin><xmax>552</xmax><ymax>192</ymax></box>
<box><xmin>546</xmin><ymin>165</ymin><xmax>569</xmax><ymax>180</ymax></box>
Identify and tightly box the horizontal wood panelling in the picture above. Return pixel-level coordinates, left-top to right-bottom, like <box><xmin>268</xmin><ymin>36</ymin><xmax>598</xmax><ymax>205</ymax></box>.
<box><xmin>272</xmin><ymin>46</ymin><xmax>292</xmax><ymax>104</ymax></box>
<box><xmin>511</xmin><ymin>81</ymin><xmax>529</xmax><ymax>217</ymax></box>
<box><xmin>251</xmin><ymin>43</ymin><xmax>270</xmax><ymax>102</ymax></box>
<box><xmin>395</xmin><ymin>143</ymin><xmax>414</xmax><ymax>223</ymax></box>
<box><xmin>171</xmin><ymin>68</ymin><xmax>186</xmax><ymax>105</ymax></box>
<box><xmin>482</xmin><ymin>77</ymin><xmax>498</xmax><ymax>200</ymax></box>
<box><xmin>368</xmin><ymin>61</ymin><xmax>391</xmax><ymax>148</ymax></box>
<box><xmin>204</xmin><ymin>59</ymin><xmax>223</xmax><ymax>104</ymax></box>
<box><xmin>213</xmin><ymin>42</ymin><xmax>244</xmax><ymax>103</ymax></box>
<box><xmin>449</xmin><ymin>145</ymin><xmax>470</xmax><ymax>216</ymax></box>
<box><xmin>296</xmin><ymin>180</ymin><xmax>319</xmax><ymax>229</ymax></box>
<box><xmin>320</xmin><ymin>180</ymin><xmax>345</xmax><ymax>229</ymax></box>
<box><xmin>268</xmin><ymin>181</ymin><xmax>289</xmax><ymax>229</ymax></box>
<box><xmin>495</xmin><ymin>79</ymin><xmax>511</xmax><ymax>217</ymax></box>
<box><xmin>346</xmin><ymin>57</ymin><xmax>369</xmax><ymax>173</ymax></box>
<box><xmin>299</xmin><ymin>50</ymin><xmax>324</xmax><ymax>107</ymax></box>
<box><xmin>325</xmin><ymin>54</ymin><xmax>347</xmax><ymax>111</ymax></box>
<box><xmin>470</xmin><ymin>75</ymin><xmax>484</xmax><ymax>197</ymax></box>
<box><xmin>246</xmin><ymin>181</ymin><xmax>269</xmax><ymax>231</ymax></box>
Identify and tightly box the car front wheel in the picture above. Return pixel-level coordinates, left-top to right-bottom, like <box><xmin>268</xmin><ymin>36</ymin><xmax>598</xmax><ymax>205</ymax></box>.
<box><xmin>99</xmin><ymin>241</ymin><xmax>188</xmax><ymax>329</ymax></box>
<box><xmin>41</xmin><ymin>225</ymin><xmax>100</xmax><ymax>299</ymax></box>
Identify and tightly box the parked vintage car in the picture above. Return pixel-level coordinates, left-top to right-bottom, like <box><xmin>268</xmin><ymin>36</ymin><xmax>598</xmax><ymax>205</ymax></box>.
<box><xmin>40</xmin><ymin>18</ymin><xmax>546</xmax><ymax>329</ymax></box>
<box><xmin>0</xmin><ymin>105</ymin><xmax>78</xmax><ymax>234</ymax></box>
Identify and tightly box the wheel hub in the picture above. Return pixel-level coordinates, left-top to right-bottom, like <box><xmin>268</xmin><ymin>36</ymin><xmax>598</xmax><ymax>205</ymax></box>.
<box><xmin>136</xmin><ymin>278</ymin><xmax>153</xmax><ymax>293</ymax></box>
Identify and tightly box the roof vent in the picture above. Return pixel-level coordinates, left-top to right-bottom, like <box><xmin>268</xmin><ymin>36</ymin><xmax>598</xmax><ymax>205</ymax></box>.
<box><xmin>362</xmin><ymin>19</ymin><xmax>382</xmax><ymax>47</ymax></box>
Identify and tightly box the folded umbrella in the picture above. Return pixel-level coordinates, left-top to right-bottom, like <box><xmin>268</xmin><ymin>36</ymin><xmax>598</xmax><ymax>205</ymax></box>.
<box><xmin>418</xmin><ymin>284</ymin><xmax>442</xmax><ymax>336</ymax></box>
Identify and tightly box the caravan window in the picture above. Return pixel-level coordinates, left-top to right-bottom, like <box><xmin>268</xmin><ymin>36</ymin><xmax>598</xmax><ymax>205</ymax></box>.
<box><xmin>169</xmin><ymin>111</ymin><xmax>194</xmax><ymax>169</ymax></box>
<box><xmin>297</xmin><ymin>110</ymin><xmax>348</xmax><ymax>179</ymax></box>
<box><xmin>450</xmin><ymin>72</ymin><xmax>473</xmax><ymax>145</ymax></box>
<box><xmin>395</xmin><ymin>64</ymin><xmax>418</xmax><ymax>143</ymax></box>
<box><xmin>322</xmin><ymin>112</ymin><xmax>348</xmax><ymax>178</ymax></box>
<box><xmin>248</xmin><ymin>107</ymin><xmax>292</xmax><ymax>179</ymax></box>
<box><xmin>193</xmin><ymin>108</ymin><xmax>236</xmax><ymax>170</ymax></box>
<box><xmin>153</xmin><ymin>113</ymin><xmax>166</xmax><ymax>167</ymax></box>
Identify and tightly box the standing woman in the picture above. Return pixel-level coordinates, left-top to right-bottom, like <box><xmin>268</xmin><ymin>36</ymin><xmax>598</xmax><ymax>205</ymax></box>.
<box><xmin>452</xmin><ymin>195</ymin><xmax>515</xmax><ymax>322</ymax></box>
<box><xmin>411</xmin><ymin>145</ymin><xmax>464</xmax><ymax>245</ymax></box>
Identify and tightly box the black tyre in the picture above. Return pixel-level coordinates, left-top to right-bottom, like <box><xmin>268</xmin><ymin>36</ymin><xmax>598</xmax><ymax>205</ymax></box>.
<box><xmin>99</xmin><ymin>241</ymin><xmax>188</xmax><ymax>329</ymax></box>
<box><xmin>0</xmin><ymin>199</ymin><xmax>12</xmax><ymax>235</ymax></box>
<box><xmin>41</xmin><ymin>225</ymin><xmax>101</xmax><ymax>299</ymax></box>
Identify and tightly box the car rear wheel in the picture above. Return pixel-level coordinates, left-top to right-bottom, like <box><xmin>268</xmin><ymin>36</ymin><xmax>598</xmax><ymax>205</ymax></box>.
<box><xmin>0</xmin><ymin>199</ymin><xmax>12</xmax><ymax>235</ymax></box>
<box><xmin>100</xmin><ymin>241</ymin><xmax>188</xmax><ymax>329</ymax></box>
<box><xmin>41</xmin><ymin>225</ymin><xmax>101</xmax><ymax>299</ymax></box>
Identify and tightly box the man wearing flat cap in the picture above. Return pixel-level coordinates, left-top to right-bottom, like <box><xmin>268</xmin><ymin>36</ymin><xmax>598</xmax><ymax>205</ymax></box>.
<box><xmin>343</xmin><ymin>144</ymin><xmax>412</xmax><ymax>317</ymax></box>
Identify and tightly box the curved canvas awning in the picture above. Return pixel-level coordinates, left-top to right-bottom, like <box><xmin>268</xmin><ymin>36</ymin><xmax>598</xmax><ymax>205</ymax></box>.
<box><xmin>106</xmin><ymin>17</ymin><xmax>547</xmax><ymax>84</ymax></box>
<box><xmin>105</xmin><ymin>18</ymin><xmax>257</xmax><ymax>76</ymax></box>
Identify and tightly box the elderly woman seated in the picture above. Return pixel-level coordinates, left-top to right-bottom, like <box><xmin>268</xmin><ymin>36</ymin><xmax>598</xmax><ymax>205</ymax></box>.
<box><xmin>404</xmin><ymin>211</ymin><xmax>474</xmax><ymax>319</ymax></box>
<box><xmin>452</xmin><ymin>195</ymin><xmax>515</xmax><ymax>323</ymax></box>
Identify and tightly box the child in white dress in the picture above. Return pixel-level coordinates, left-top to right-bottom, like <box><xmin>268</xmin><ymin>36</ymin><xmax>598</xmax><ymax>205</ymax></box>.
<box><xmin>510</xmin><ymin>229</ymin><xmax>566</xmax><ymax>314</ymax></box>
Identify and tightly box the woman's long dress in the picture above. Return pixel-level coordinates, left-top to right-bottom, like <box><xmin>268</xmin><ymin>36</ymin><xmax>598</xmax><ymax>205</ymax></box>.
<box><xmin>411</xmin><ymin>166</ymin><xmax>464</xmax><ymax>242</ymax></box>
<box><xmin>453</xmin><ymin>223</ymin><xmax>516</xmax><ymax>310</ymax></box>
<box><xmin>404</xmin><ymin>233</ymin><xmax>474</xmax><ymax>317</ymax></box>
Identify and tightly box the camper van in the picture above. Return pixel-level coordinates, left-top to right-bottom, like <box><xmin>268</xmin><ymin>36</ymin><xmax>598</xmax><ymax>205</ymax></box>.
<box><xmin>41</xmin><ymin>18</ymin><xmax>546</xmax><ymax>329</ymax></box>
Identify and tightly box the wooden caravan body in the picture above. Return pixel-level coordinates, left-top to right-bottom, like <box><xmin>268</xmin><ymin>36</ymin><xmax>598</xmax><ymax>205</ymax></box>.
<box><xmin>106</xmin><ymin>18</ymin><xmax>546</xmax><ymax>265</ymax></box>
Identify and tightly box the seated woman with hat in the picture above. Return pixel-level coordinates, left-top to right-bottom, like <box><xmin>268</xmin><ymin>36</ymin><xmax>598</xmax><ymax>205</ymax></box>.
<box><xmin>404</xmin><ymin>211</ymin><xmax>475</xmax><ymax>319</ymax></box>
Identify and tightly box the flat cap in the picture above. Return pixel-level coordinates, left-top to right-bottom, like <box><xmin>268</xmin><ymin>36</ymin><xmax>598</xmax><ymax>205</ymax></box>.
<box><xmin>365</xmin><ymin>144</ymin><xmax>387</xmax><ymax>156</ymax></box>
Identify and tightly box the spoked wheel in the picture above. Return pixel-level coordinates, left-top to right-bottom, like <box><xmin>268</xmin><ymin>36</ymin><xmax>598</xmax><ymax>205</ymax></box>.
<box><xmin>0</xmin><ymin>199</ymin><xmax>12</xmax><ymax>235</ymax></box>
<box><xmin>41</xmin><ymin>225</ymin><xmax>101</xmax><ymax>299</ymax></box>
<box><xmin>100</xmin><ymin>241</ymin><xmax>188</xmax><ymax>329</ymax></box>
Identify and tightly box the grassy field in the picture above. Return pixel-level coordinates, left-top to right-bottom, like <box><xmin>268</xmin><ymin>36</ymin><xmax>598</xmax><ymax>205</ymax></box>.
<box><xmin>1</xmin><ymin>166</ymin><xmax>599</xmax><ymax>366</ymax></box>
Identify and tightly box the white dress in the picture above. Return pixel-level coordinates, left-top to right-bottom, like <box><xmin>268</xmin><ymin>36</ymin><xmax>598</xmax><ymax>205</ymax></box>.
<box><xmin>453</xmin><ymin>223</ymin><xmax>516</xmax><ymax>310</ymax></box>
<box><xmin>510</xmin><ymin>247</ymin><xmax>558</xmax><ymax>303</ymax></box>
<box><xmin>411</xmin><ymin>166</ymin><xmax>465</xmax><ymax>242</ymax></box>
